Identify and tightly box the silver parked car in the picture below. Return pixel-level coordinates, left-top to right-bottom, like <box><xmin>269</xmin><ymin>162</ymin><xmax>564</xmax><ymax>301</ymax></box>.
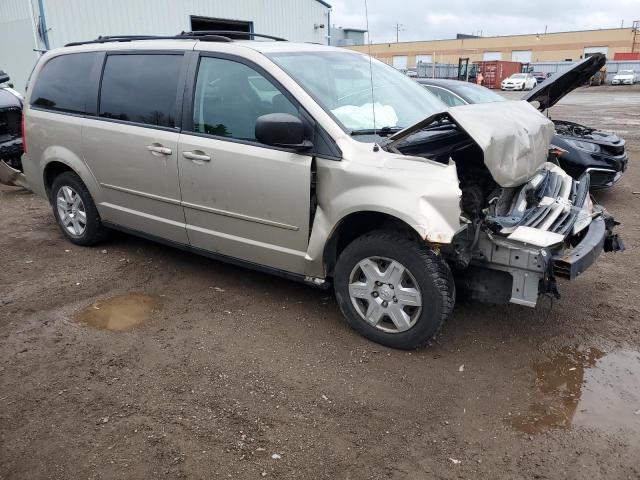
<box><xmin>21</xmin><ymin>32</ymin><xmax>622</xmax><ymax>349</ymax></box>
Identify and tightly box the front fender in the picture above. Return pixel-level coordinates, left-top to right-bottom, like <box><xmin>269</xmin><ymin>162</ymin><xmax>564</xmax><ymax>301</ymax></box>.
<box><xmin>305</xmin><ymin>154</ymin><xmax>462</xmax><ymax>278</ymax></box>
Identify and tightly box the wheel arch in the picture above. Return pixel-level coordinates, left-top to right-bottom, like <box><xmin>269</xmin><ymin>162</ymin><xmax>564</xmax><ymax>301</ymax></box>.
<box><xmin>42</xmin><ymin>154</ymin><xmax>101</xmax><ymax>204</ymax></box>
<box><xmin>43</xmin><ymin>161</ymin><xmax>74</xmax><ymax>197</ymax></box>
<box><xmin>323</xmin><ymin>210</ymin><xmax>424</xmax><ymax>279</ymax></box>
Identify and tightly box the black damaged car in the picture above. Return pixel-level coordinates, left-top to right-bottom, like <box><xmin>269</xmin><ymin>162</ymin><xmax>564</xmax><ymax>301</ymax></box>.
<box><xmin>0</xmin><ymin>70</ymin><xmax>23</xmax><ymax>172</ymax></box>
<box><xmin>416</xmin><ymin>54</ymin><xmax>628</xmax><ymax>189</ymax></box>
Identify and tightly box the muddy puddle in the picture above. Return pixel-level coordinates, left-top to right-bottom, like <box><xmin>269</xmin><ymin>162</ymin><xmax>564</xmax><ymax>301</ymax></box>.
<box><xmin>74</xmin><ymin>293</ymin><xmax>156</xmax><ymax>331</ymax></box>
<box><xmin>509</xmin><ymin>347</ymin><xmax>640</xmax><ymax>435</ymax></box>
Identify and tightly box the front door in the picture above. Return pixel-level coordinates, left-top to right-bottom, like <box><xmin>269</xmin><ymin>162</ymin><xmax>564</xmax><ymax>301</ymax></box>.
<box><xmin>82</xmin><ymin>52</ymin><xmax>188</xmax><ymax>243</ymax></box>
<box><xmin>178</xmin><ymin>55</ymin><xmax>312</xmax><ymax>274</ymax></box>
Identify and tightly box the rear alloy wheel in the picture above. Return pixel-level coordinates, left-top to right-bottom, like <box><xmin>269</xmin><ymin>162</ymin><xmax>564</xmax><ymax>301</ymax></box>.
<box><xmin>56</xmin><ymin>185</ymin><xmax>87</xmax><ymax>237</ymax></box>
<box><xmin>334</xmin><ymin>231</ymin><xmax>455</xmax><ymax>349</ymax></box>
<box><xmin>50</xmin><ymin>171</ymin><xmax>109</xmax><ymax>246</ymax></box>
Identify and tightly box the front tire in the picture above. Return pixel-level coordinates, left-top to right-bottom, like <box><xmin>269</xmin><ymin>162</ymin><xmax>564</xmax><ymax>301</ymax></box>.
<box><xmin>50</xmin><ymin>171</ymin><xmax>109</xmax><ymax>246</ymax></box>
<box><xmin>334</xmin><ymin>231</ymin><xmax>455</xmax><ymax>349</ymax></box>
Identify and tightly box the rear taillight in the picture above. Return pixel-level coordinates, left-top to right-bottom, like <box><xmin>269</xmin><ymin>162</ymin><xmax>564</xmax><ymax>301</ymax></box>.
<box><xmin>21</xmin><ymin>110</ymin><xmax>26</xmax><ymax>153</ymax></box>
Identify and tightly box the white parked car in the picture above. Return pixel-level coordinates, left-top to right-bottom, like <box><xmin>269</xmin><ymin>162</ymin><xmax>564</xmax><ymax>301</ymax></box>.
<box><xmin>501</xmin><ymin>73</ymin><xmax>537</xmax><ymax>91</ymax></box>
<box><xmin>611</xmin><ymin>70</ymin><xmax>637</xmax><ymax>85</ymax></box>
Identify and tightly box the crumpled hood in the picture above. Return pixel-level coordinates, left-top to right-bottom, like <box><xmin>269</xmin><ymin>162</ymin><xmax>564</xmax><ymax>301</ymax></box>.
<box><xmin>521</xmin><ymin>54</ymin><xmax>606</xmax><ymax>111</ymax></box>
<box><xmin>385</xmin><ymin>100</ymin><xmax>555</xmax><ymax>187</ymax></box>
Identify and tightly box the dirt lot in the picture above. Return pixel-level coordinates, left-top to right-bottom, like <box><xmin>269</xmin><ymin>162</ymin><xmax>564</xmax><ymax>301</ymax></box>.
<box><xmin>1</xmin><ymin>86</ymin><xmax>639</xmax><ymax>479</ymax></box>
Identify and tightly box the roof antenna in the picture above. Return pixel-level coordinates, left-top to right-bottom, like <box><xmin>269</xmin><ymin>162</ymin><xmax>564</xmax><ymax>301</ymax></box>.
<box><xmin>364</xmin><ymin>0</ymin><xmax>376</xmax><ymax>131</ymax></box>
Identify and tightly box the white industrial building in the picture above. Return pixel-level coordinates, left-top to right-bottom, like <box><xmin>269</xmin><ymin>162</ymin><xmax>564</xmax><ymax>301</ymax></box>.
<box><xmin>0</xmin><ymin>0</ymin><xmax>333</xmax><ymax>93</ymax></box>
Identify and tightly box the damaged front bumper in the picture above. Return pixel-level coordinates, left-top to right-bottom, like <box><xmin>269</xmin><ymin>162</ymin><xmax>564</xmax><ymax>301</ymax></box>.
<box><xmin>553</xmin><ymin>213</ymin><xmax>624</xmax><ymax>279</ymax></box>
<box><xmin>455</xmin><ymin>213</ymin><xmax>622</xmax><ymax>307</ymax></box>
<box><xmin>450</xmin><ymin>165</ymin><xmax>624</xmax><ymax>307</ymax></box>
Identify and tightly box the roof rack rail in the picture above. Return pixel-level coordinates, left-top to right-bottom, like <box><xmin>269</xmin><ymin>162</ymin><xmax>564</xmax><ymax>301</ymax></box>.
<box><xmin>65</xmin><ymin>31</ymin><xmax>286</xmax><ymax>47</ymax></box>
<box><xmin>178</xmin><ymin>31</ymin><xmax>287</xmax><ymax>41</ymax></box>
<box><xmin>65</xmin><ymin>33</ymin><xmax>233</xmax><ymax>47</ymax></box>
<box><xmin>179</xmin><ymin>30</ymin><xmax>287</xmax><ymax>42</ymax></box>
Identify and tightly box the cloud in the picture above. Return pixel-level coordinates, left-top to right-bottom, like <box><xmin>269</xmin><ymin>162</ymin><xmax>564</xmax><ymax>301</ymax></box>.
<box><xmin>329</xmin><ymin>0</ymin><xmax>638</xmax><ymax>43</ymax></box>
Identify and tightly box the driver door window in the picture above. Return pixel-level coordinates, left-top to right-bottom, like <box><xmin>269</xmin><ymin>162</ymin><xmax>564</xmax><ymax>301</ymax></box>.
<box><xmin>192</xmin><ymin>57</ymin><xmax>298</xmax><ymax>142</ymax></box>
<box><xmin>425</xmin><ymin>86</ymin><xmax>466</xmax><ymax>107</ymax></box>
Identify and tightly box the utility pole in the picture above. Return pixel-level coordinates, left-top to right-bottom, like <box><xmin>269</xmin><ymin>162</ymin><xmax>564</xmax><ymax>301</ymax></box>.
<box><xmin>395</xmin><ymin>23</ymin><xmax>404</xmax><ymax>43</ymax></box>
<box><xmin>432</xmin><ymin>51</ymin><xmax>436</xmax><ymax>78</ymax></box>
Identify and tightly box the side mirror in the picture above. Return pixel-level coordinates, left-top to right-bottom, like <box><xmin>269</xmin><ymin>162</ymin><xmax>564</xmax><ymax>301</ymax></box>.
<box><xmin>255</xmin><ymin>113</ymin><xmax>312</xmax><ymax>151</ymax></box>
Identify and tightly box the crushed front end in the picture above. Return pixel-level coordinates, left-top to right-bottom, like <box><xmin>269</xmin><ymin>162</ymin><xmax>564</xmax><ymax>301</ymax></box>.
<box><xmin>448</xmin><ymin>163</ymin><xmax>623</xmax><ymax>307</ymax></box>
<box><xmin>383</xmin><ymin>101</ymin><xmax>624</xmax><ymax>308</ymax></box>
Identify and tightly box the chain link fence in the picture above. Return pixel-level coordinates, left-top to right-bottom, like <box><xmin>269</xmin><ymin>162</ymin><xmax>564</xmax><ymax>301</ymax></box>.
<box><xmin>415</xmin><ymin>60</ymin><xmax>640</xmax><ymax>83</ymax></box>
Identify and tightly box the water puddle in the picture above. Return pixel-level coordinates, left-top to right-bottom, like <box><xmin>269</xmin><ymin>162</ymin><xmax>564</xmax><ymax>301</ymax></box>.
<box><xmin>74</xmin><ymin>293</ymin><xmax>156</xmax><ymax>331</ymax></box>
<box><xmin>508</xmin><ymin>347</ymin><xmax>640</xmax><ymax>435</ymax></box>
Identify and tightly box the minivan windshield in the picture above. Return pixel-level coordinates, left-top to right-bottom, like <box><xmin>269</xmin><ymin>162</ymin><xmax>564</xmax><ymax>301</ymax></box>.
<box><xmin>268</xmin><ymin>51</ymin><xmax>446</xmax><ymax>135</ymax></box>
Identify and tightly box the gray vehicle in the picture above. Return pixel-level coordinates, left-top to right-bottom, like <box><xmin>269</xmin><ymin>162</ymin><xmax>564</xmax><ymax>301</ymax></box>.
<box><xmin>21</xmin><ymin>32</ymin><xmax>623</xmax><ymax>349</ymax></box>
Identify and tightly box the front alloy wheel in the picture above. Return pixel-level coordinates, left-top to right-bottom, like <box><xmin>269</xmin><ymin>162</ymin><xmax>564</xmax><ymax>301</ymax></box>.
<box><xmin>348</xmin><ymin>257</ymin><xmax>422</xmax><ymax>333</ymax></box>
<box><xmin>334</xmin><ymin>230</ymin><xmax>455</xmax><ymax>349</ymax></box>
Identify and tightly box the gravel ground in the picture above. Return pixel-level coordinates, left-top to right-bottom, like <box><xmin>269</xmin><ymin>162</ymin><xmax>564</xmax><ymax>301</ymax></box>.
<box><xmin>1</xmin><ymin>85</ymin><xmax>639</xmax><ymax>479</ymax></box>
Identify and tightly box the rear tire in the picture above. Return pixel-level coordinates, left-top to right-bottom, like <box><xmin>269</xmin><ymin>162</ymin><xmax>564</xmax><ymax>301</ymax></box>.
<box><xmin>50</xmin><ymin>171</ymin><xmax>109</xmax><ymax>246</ymax></box>
<box><xmin>334</xmin><ymin>231</ymin><xmax>455</xmax><ymax>349</ymax></box>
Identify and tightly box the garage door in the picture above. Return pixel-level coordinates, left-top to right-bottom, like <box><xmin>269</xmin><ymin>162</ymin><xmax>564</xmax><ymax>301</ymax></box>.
<box><xmin>416</xmin><ymin>54</ymin><xmax>433</xmax><ymax>65</ymax></box>
<box><xmin>584</xmin><ymin>46</ymin><xmax>608</xmax><ymax>58</ymax></box>
<box><xmin>483</xmin><ymin>51</ymin><xmax>502</xmax><ymax>61</ymax></box>
<box><xmin>392</xmin><ymin>55</ymin><xmax>408</xmax><ymax>69</ymax></box>
<box><xmin>511</xmin><ymin>50</ymin><xmax>532</xmax><ymax>63</ymax></box>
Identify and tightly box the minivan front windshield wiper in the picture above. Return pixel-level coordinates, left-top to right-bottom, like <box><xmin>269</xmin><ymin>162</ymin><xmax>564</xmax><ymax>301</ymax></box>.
<box><xmin>350</xmin><ymin>126</ymin><xmax>403</xmax><ymax>137</ymax></box>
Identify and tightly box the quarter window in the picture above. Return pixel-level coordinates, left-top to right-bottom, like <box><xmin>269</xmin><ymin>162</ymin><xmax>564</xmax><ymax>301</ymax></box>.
<box><xmin>30</xmin><ymin>53</ymin><xmax>95</xmax><ymax>114</ymax></box>
<box><xmin>99</xmin><ymin>54</ymin><xmax>182</xmax><ymax>128</ymax></box>
<box><xmin>192</xmin><ymin>57</ymin><xmax>298</xmax><ymax>141</ymax></box>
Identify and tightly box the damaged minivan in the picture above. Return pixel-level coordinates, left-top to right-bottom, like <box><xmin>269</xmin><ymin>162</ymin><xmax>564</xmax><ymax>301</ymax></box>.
<box><xmin>21</xmin><ymin>34</ymin><xmax>623</xmax><ymax>348</ymax></box>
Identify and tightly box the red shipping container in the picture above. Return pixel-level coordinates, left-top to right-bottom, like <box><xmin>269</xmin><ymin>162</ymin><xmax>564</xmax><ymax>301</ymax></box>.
<box><xmin>475</xmin><ymin>61</ymin><xmax>522</xmax><ymax>89</ymax></box>
<box><xmin>613</xmin><ymin>52</ymin><xmax>640</xmax><ymax>60</ymax></box>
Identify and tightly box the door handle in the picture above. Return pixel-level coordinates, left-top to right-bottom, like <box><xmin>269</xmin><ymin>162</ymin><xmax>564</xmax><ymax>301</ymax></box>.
<box><xmin>183</xmin><ymin>151</ymin><xmax>211</xmax><ymax>162</ymax></box>
<box><xmin>147</xmin><ymin>144</ymin><xmax>172</xmax><ymax>155</ymax></box>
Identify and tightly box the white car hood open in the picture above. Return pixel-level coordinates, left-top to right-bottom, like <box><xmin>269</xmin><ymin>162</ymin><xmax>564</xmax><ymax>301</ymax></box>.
<box><xmin>385</xmin><ymin>100</ymin><xmax>555</xmax><ymax>187</ymax></box>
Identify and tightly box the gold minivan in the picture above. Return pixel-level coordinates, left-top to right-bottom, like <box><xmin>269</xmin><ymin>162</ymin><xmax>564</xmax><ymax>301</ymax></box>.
<box><xmin>21</xmin><ymin>32</ymin><xmax>623</xmax><ymax>348</ymax></box>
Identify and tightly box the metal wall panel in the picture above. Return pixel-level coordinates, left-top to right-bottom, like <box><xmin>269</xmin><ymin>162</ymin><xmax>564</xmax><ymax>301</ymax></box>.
<box><xmin>0</xmin><ymin>0</ymin><xmax>31</xmax><ymax>23</ymax></box>
<box><xmin>0</xmin><ymin>0</ymin><xmax>39</xmax><ymax>93</ymax></box>
<box><xmin>42</xmin><ymin>0</ymin><xmax>329</xmax><ymax>47</ymax></box>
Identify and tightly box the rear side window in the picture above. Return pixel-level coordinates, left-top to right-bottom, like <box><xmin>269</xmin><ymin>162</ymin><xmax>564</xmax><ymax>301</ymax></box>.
<box><xmin>30</xmin><ymin>53</ymin><xmax>95</xmax><ymax>114</ymax></box>
<box><xmin>99</xmin><ymin>54</ymin><xmax>182</xmax><ymax>128</ymax></box>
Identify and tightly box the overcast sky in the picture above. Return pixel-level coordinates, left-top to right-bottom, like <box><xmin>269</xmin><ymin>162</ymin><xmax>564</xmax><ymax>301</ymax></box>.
<box><xmin>329</xmin><ymin>0</ymin><xmax>639</xmax><ymax>44</ymax></box>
